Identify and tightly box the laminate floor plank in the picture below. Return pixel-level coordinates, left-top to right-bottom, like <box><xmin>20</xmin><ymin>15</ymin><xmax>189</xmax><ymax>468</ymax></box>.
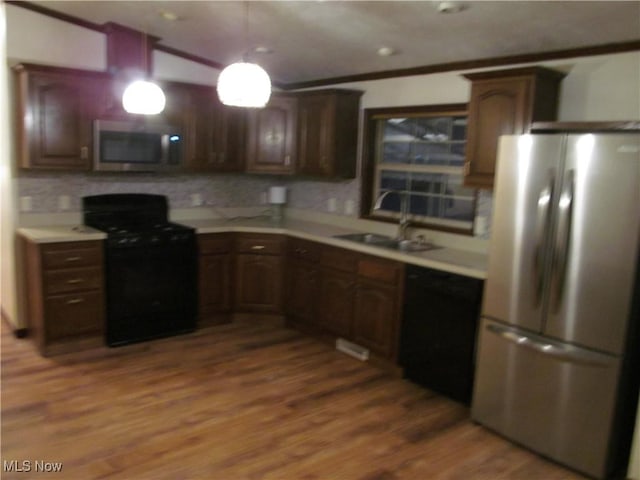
<box><xmin>1</xmin><ymin>318</ymin><xmax>587</xmax><ymax>479</ymax></box>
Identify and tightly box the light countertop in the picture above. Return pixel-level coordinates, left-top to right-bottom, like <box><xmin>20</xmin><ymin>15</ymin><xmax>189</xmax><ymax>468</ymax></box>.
<box><xmin>18</xmin><ymin>217</ymin><xmax>487</xmax><ymax>279</ymax></box>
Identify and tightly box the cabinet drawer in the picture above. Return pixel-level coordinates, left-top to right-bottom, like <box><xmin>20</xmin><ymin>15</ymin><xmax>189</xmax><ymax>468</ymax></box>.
<box><xmin>288</xmin><ymin>238</ymin><xmax>321</xmax><ymax>263</ymax></box>
<box><xmin>198</xmin><ymin>234</ymin><xmax>233</xmax><ymax>254</ymax></box>
<box><xmin>321</xmin><ymin>246</ymin><xmax>358</xmax><ymax>273</ymax></box>
<box><xmin>236</xmin><ymin>235</ymin><xmax>284</xmax><ymax>255</ymax></box>
<box><xmin>42</xmin><ymin>242</ymin><xmax>103</xmax><ymax>269</ymax></box>
<box><xmin>358</xmin><ymin>257</ymin><xmax>402</xmax><ymax>285</ymax></box>
<box><xmin>44</xmin><ymin>266</ymin><xmax>102</xmax><ymax>295</ymax></box>
<box><xmin>45</xmin><ymin>291</ymin><xmax>104</xmax><ymax>340</ymax></box>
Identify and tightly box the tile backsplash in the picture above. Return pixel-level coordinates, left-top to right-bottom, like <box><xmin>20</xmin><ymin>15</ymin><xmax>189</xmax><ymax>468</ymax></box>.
<box><xmin>16</xmin><ymin>172</ymin><xmax>492</xmax><ymax>237</ymax></box>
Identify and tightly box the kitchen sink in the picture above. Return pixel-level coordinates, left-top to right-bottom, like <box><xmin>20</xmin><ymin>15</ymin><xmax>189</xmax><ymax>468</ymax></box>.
<box><xmin>333</xmin><ymin>233</ymin><xmax>439</xmax><ymax>253</ymax></box>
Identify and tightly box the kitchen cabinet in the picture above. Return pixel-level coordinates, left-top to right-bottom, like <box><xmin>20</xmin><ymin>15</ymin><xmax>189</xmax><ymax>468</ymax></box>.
<box><xmin>285</xmin><ymin>238</ymin><xmax>322</xmax><ymax>332</ymax></box>
<box><xmin>246</xmin><ymin>94</ymin><xmax>298</xmax><ymax>174</ymax></box>
<box><xmin>318</xmin><ymin>246</ymin><xmax>358</xmax><ymax>338</ymax></box>
<box><xmin>353</xmin><ymin>256</ymin><xmax>404</xmax><ymax>359</ymax></box>
<box><xmin>297</xmin><ymin>89</ymin><xmax>362</xmax><ymax>179</ymax></box>
<box><xmin>167</xmin><ymin>83</ymin><xmax>245</xmax><ymax>173</ymax></box>
<box><xmin>14</xmin><ymin>63</ymin><xmax>109</xmax><ymax>170</ymax></box>
<box><xmin>234</xmin><ymin>234</ymin><xmax>285</xmax><ymax>313</ymax></box>
<box><xmin>198</xmin><ymin>233</ymin><xmax>234</xmax><ymax>326</ymax></box>
<box><xmin>21</xmin><ymin>238</ymin><xmax>105</xmax><ymax>356</ymax></box>
<box><xmin>463</xmin><ymin>66</ymin><xmax>565</xmax><ymax>188</ymax></box>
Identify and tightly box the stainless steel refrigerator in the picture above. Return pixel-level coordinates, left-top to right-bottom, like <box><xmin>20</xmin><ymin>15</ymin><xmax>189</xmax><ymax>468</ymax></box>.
<box><xmin>472</xmin><ymin>133</ymin><xmax>640</xmax><ymax>479</ymax></box>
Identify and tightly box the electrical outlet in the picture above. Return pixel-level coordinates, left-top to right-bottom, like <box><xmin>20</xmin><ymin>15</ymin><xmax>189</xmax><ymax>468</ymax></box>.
<box><xmin>20</xmin><ymin>196</ymin><xmax>32</xmax><ymax>212</ymax></box>
<box><xmin>344</xmin><ymin>200</ymin><xmax>355</xmax><ymax>215</ymax></box>
<box><xmin>58</xmin><ymin>195</ymin><xmax>71</xmax><ymax>211</ymax></box>
<box><xmin>327</xmin><ymin>198</ymin><xmax>337</xmax><ymax>212</ymax></box>
<box><xmin>190</xmin><ymin>193</ymin><xmax>203</xmax><ymax>207</ymax></box>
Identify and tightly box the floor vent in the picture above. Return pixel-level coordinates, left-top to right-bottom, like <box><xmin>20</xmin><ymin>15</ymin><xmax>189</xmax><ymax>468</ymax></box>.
<box><xmin>336</xmin><ymin>338</ymin><xmax>370</xmax><ymax>361</ymax></box>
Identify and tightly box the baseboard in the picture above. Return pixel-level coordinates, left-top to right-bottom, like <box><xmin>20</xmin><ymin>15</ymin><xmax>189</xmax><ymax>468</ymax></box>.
<box><xmin>1</xmin><ymin>307</ymin><xmax>28</xmax><ymax>338</ymax></box>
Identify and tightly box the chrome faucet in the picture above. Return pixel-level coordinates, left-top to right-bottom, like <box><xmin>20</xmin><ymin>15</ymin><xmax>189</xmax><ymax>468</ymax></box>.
<box><xmin>373</xmin><ymin>190</ymin><xmax>410</xmax><ymax>241</ymax></box>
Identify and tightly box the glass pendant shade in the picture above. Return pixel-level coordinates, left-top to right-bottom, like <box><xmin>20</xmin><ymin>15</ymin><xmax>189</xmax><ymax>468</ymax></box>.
<box><xmin>216</xmin><ymin>62</ymin><xmax>272</xmax><ymax>108</ymax></box>
<box><xmin>122</xmin><ymin>80</ymin><xmax>166</xmax><ymax>115</ymax></box>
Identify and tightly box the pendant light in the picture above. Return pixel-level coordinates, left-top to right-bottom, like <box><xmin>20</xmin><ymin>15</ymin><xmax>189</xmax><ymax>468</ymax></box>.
<box><xmin>121</xmin><ymin>29</ymin><xmax>166</xmax><ymax>115</ymax></box>
<box><xmin>217</xmin><ymin>2</ymin><xmax>271</xmax><ymax>108</ymax></box>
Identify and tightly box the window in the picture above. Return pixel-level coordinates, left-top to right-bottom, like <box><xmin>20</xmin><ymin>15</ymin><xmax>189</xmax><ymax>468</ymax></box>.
<box><xmin>361</xmin><ymin>104</ymin><xmax>476</xmax><ymax>234</ymax></box>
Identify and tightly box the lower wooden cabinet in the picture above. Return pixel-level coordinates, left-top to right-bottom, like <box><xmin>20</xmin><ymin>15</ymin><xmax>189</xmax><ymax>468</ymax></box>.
<box><xmin>234</xmin><ymin>234</ymin><xmax>285</xmax><ymax>313</ymax></box>
<box><xmin>286</xmin><ymin>239</ymin><xmax>404</xmax><ymax>361</ymax></box>
<box><xmin>319</xmin><ymin>269</ymin><xmax>356</xmax><ymax>338</ymax></box>
<box><xmin>198</xmin><ymin>234</ymin><xmax>233</xmax><ymax>325</ymax></box>
<box><xmin>286</xmin><ymin>238</ymin><xmax>322</xmax><ymax>332</ymax></box>
<box><xmin>21</xmin><ymin>238</ymin><xmax>105</xmax><ymax>355</ymax></box>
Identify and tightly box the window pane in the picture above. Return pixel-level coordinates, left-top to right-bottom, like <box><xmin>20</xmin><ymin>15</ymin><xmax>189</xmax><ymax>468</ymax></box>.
<box><xmin>380</xmin><ymin>171</ymin><xmax>409</xmax><ymax>191</ymax></box>
<box><xmin>367</xmin><ymin>106</ymin><xmax>475</xmax><ymax>232</ymax></box>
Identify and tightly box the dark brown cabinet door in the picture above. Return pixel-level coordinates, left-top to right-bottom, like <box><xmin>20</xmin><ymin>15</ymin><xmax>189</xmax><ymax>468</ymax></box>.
<box><xmin>353</xmin><ymin>282</ymin><xmax>398</xmax><ymax>358</ymax></box>
<box><xmin>246</xmin><ymin>95</ymin><xmax>297</xmax><ymax>174</ymax></box>
<box><xmin>319</xmin><ymin>269</ymin><xmax>355</xmax><ymax>338</ymax></box>
<box><xmin>297</xmin><ymin>90</ymin><xmax>361</xmax><ymax>179</ymax></box>
<box><xmin>298</xmin><ymin>94</ymin><xmax>333</xmax><ymax>176</ymax></box>
<box><xmin>199</xmin><ymin>254</ymin><xmax>232</xmax><ymax>314</ymax></box>
<box><xmin>235</xmin><ymin>254</ymin><xmax>284</xmax><ymax>313</ymax></box>
<box><xmin>463</xmin><ymin>67</ymin><xmax>564</xmax><ymax>189</ymax></box>
<box><xmin>286</xmin><ymin>260</ymin><xmax>319</xmax><ymax>327</ymax></box>
<box><xmin>21</xmin><ymin>73</ymin><xmax>98</xmax><ymax>169</ymax></box>
<box><xmin>185</xmin><ymin>85</ymin><xmax>245</xmax><ymax>172</ymax></box>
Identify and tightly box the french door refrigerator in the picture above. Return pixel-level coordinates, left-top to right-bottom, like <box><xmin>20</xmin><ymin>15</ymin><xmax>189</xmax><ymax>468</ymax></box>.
<box><xmin>472</xmin><ymin>133</ymin><xmax>640</xmax><ymax>479</ymax></box>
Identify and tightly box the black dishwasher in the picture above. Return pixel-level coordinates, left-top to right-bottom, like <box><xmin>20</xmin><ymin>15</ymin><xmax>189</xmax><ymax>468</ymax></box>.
<box><xmin>400</xmin><ymin>265</ymin><xmax>484</xmax><ymax>405</ymax></box>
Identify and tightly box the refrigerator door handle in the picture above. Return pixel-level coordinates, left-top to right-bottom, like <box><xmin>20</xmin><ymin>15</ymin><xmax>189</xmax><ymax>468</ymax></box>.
<box><xmin>486</xmin><ymin>323</ymin><xmax>612</xmax><ymax>367</ymax></box>
<box><xmin>533</xmin><ymin>170</ymin><xmax>555</xmax><ymax>307</ymax></box>
<box><xmin>550</xmin><ymin>169</ymin><xmax>575</xmax><ymax>313</ymax></box>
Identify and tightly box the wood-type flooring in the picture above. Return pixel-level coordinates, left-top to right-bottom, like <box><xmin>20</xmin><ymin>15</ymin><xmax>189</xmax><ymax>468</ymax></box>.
<box><xmin>1</xmin><ymin>317</ymin><xmax>587</xmax><ymax>479</ymax></box>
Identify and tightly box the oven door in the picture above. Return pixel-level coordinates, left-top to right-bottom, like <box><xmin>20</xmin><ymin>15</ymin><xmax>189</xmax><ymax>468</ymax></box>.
<box><xmin>105</xmin><ymin>241</ymin><xmax>197</xmax><ymax>346</ymax></box>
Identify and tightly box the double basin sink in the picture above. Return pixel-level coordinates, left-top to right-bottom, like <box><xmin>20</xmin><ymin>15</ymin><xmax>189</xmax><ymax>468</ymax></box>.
<box><xmin>333</xmin><ymin>233</ymin><xmax>440</xmax><ymax>253</ymax></box>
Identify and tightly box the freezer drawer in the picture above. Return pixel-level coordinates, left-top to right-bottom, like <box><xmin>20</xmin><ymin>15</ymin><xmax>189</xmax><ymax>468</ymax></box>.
<box><xmin>472</xmin><ymin>318</ymin><xmax>621</xmax><ymax>479</ymax></box>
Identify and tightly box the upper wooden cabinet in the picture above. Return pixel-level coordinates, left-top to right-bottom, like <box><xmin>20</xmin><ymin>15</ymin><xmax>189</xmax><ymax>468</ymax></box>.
<box><xmin>164</xmin><ymin>82</ymin><xmax>246</xmax><ymax>172</ymax></box>
<box><xmin>463</xmin><ymin>67</ymin><xmax>565</xmax><ymax>189</ymax></box>
<box><xmin>297</xmin><ymin>89</ymin><xmax>362</xmax><ymax>179</ymax></box>
<box><xmin>246</xmin><ymin>94</ymin><xmax>298</xmax><ymax>174</ymax></box>
<box><xmin>14</xmin><ymin>64</ymin><xmax>109</xmax><ymax>170</ymax></box>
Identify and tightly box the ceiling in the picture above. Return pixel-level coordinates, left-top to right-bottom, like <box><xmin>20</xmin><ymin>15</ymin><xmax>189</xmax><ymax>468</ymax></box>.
<box><xmin>26</xmin><ymin>1</ymin><xmax>640</xmax><ymax>87</ymax></box>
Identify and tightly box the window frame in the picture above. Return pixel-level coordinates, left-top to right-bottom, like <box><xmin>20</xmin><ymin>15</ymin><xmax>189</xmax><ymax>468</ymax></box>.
<box><xmin>360</xmin><ymin>103</ymin><xmax>476</xmax><ymax>236</ymax></box>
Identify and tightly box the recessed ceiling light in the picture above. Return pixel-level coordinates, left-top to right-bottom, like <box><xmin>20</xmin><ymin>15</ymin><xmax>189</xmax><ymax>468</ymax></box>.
<box><xmin>377</xmin><ymin>46</ymin><xmax>397</xmax><ymax>57</ymax></box>
<box><xmin>159</xmin><ymin>9</ymin><xmax>180</xmax><ymax>21</ymax></box>
<box><xmin>436</xmin><ymin>1</ymin><xmax>467</xmax><ymax>14</ymax></box>
<box><xmin>253</xmin><ymin>46</ymin><xmax>274</xmax><ymax>54</ymax></box>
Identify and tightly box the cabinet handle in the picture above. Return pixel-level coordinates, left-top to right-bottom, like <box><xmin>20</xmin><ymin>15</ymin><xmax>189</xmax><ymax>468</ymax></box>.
<box><xmin>65</xmin><ymin>256</ymin><xmax>82</xmax><ymax>262</ymax></box>
<box><xmin>66</xmin><ymin>298</ymin><xmax>84</xmax><ymax>305</ymax></box>
<box><xmin>251</xmin><ymin>245</ymin><xmax>266</xmax><ymax>250</ymax></box>
<box><xmin>284</xmin><ymin>155</ymin><xmax>291</xmax><ymax>166</ymax></box>
<box><xmin>80</xmin><ymin>146</ymin><xmax>89</xmax><ymax>159</ymax></box>
<box><xmin>66</xmin><ymin>278</ymin><xmax>84</xmax><ymax>284</ymax></box>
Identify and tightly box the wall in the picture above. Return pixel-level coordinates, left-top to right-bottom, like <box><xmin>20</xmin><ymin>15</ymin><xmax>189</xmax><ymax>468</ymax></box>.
<box><xmin>0</xmin><ymin>3</ymin><xmax>17</xmax><ymax>325</ymax></box>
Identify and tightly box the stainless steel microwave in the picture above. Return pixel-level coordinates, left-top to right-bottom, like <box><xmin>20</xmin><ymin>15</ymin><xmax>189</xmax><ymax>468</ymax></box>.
<box><xmin>93</xmin><ymin>119</ymin><xmax>184</xmax><ymax>172</ymax></box>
